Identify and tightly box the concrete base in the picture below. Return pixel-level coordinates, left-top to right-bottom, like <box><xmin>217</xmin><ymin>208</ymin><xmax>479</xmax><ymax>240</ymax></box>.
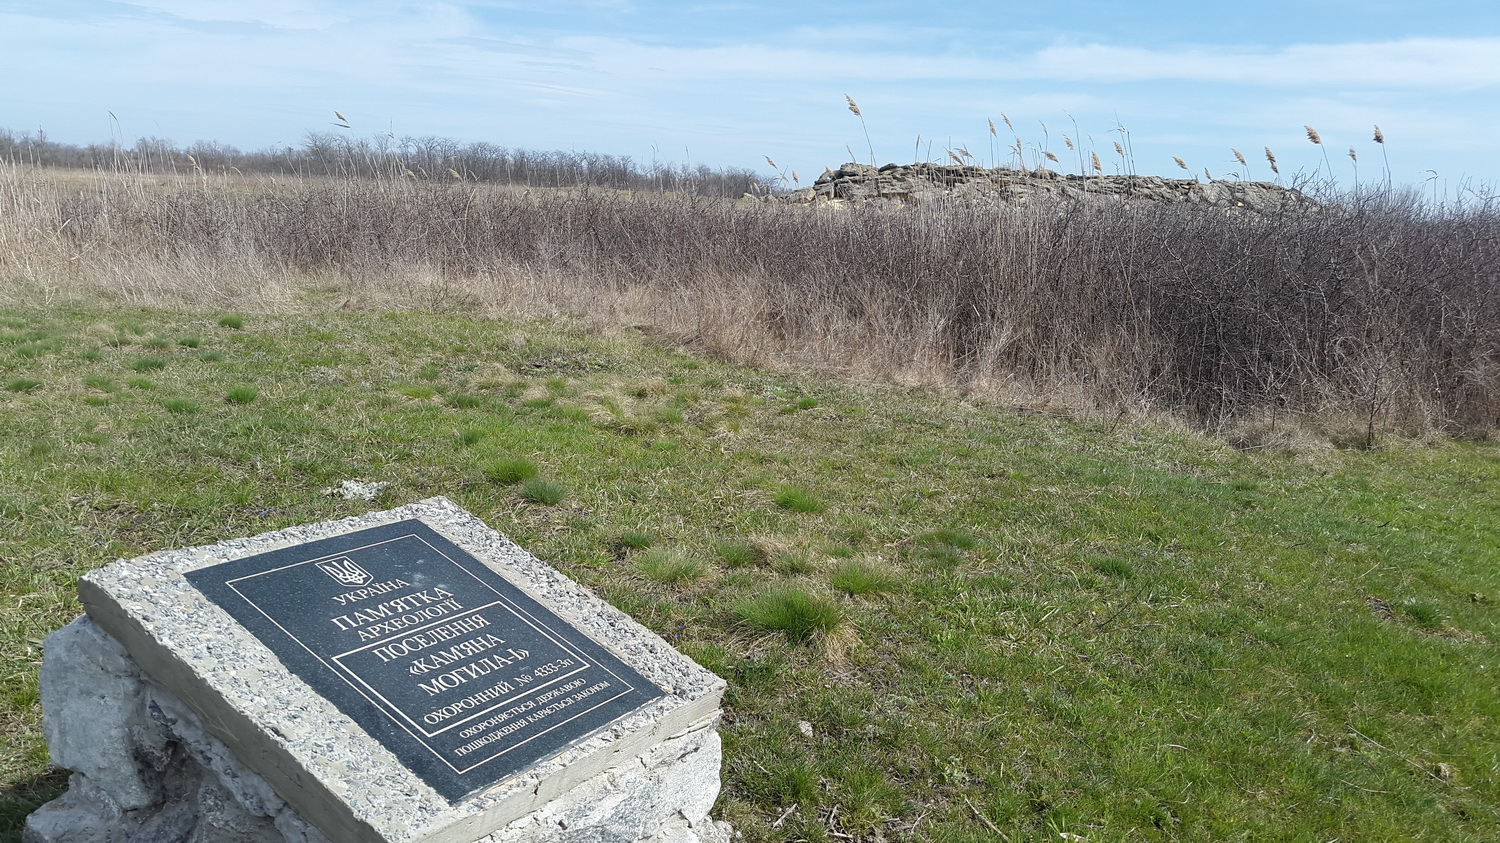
<box><xmin>25</xmin><ymin>616</ymin><xmax>732</xmax><ymax>843</ymax></box>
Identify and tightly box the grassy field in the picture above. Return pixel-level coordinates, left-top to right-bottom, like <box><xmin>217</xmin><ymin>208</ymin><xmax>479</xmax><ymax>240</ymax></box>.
<box><xmin>1</xmin><ymin>301</ymin><xmax>1496</xmax><ymax>840</ymax></box>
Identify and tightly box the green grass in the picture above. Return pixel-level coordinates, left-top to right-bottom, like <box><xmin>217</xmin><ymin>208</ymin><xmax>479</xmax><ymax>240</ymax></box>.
<box><xmin>224</xmin><ymin>385</ymin><xmax>258</xmax><ymax>405</ymax></box>
<box><xmin>735</xmin><ymin>588</ymin><xmax>844</xmax><ymax>642</ymax></box>
<box><xmin>519</xmin><ymin>477</ymin><xmax>568</xmax><ymax>505</ymax></box>
<box><xmin>217</xmin><ymin>314</ymin><xmax>244</xmax><ymax>329</ymax></box>
<box><xmin>483</xmin><ymin>456</ymin><xmax>540</xmax><ymax>485</ymax></box>
<box><xmin>615</xmin><ymin>530</ymin><xmax>657</xmax><ymax>552</ymax></box>
<box><xmin>128</xmin><ymin>356</ymin><xmax>168</xmax><ymax>372</ymax></box>
<box><xmin>828</xmin><ymin>559</ymin><xmax>897</xmax><ymax>595</ymax></box>
<box><xmin>4</xmin><ymin>379</ymin><xmax>41</xmax><ymax>393</ymax></box>
<box><xmin>715</xmin><ymin>540</ymin><xmax>768</xmax><ymax>569</ymax></box>
<box><xmin>397</xmin><ymin>384</ymin><xmax>436</xmax><ymax>399</ymax></box>
<box><xmin>773</xmin><ymin>485</ymin><xmax>826</xmax><ymax>514</ymax></box>
<box><xmin>0</xmin><ymin>304</ymin><xmax>1497</xmax><ymax>842</ymax></box>
<box><xmin>635</xmin><ymin>548</ymin><xmax>710</xmax><ymax>586</ymax></box>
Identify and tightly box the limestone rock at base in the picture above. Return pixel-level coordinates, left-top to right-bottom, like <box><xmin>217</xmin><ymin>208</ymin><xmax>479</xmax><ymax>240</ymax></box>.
<box><xmin>23</xmin><ymin>775</ymin><xmax>128</xmax><ymax>843</ymax></box>
<box><xmin>37</xmin><ymin>617</ymin><xmax>172</xmax><ymax>811</ymax></box>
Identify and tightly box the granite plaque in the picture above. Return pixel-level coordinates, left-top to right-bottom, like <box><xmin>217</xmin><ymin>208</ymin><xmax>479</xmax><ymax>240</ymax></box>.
<box><xmin>184</xmin><ymin>518</ymin><xmax>666</xmax><ymax>801</ymax></box>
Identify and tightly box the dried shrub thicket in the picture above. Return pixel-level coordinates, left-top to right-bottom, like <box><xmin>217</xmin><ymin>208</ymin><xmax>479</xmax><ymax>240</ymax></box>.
<box><xmin>2</xmin><ymin>164</ymin><xmax>1496</xmax><ymax>437</ymax></box>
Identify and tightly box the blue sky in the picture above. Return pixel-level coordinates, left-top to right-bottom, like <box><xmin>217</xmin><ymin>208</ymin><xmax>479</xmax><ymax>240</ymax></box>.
<box><xmin>4</xmin><ymin>1</ymin><xmax>1499</xmax><ymax>189</ymax></box>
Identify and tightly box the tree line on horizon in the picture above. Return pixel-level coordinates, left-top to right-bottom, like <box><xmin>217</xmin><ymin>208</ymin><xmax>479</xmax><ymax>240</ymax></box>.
<box><xmin>0</xmin><ymin>126</ymin><xmax>769</xmax><ymax>198</ymax></box>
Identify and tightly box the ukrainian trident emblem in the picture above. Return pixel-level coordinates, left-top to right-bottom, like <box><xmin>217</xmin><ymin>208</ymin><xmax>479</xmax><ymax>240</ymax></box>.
<box><xmin>316</xmin><ymin>556</ymin><xmax>373</xmax><ymax>587</ymax></box>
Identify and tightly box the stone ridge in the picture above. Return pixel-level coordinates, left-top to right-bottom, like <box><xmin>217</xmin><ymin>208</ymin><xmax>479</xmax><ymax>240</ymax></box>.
<box><xmin>771</xmin><ymin>162</ymin><xmax>1316</xmax><ymax>211</ymax></box>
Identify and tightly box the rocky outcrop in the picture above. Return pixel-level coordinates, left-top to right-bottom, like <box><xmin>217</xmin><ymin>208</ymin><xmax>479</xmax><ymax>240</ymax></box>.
<box><xmin>771</xmin><ymin>162</ymin><xmax>1315</xmax><ymax>211</ymax></box>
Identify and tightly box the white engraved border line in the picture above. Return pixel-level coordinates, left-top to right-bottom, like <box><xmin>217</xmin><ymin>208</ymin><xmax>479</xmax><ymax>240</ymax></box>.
<box><xmin>217</xmin><ymin>531</ymin><xmax>650</xmax><ymax>777</ymax></box>
<box><xmin>221</xmin><ymin>533</ymin><xmax>645</xmax><ymax>776</ymax></box>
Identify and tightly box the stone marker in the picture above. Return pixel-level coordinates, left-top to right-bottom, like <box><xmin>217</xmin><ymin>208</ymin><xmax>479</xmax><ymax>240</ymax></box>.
<box><xmin>26</xmin><ymin>497</ymin><xmax>730</xmax><ymax>843</ymax></box>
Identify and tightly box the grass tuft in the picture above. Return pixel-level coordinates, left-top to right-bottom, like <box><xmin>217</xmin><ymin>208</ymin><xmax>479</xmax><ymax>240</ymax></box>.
<box><xmin>922</xmin><ymin>528</ymin><xmax>978</xmax><ymax>550</ymax></box>
<box><xmin>224</xmin><ymin>385</ymin><xmax>258</xmax><ymax>405</ymax></box>
<box><xmin>635</xmin><ymin>548</ymin><xmax>710</xmax><ymax>585</ymax></box>
<box><xmin>735</xmin><ymin>587</ymin><xmax>844</xmax><ymax>643</ymax></box>
<box><xmin>518</xmin><ymin>477</ymin><xmax>567</xmax><ymax>505</ymax></box>
<box><xmin>218</xmin><ymin>314</ymin><xmax>244</xmax><ymax>329</ymax></box>
<box><xmin>1093</xmin><ymin>556</ymin><xmax>1135</xmax><ymax>579</ymax></box>
<box><xmin>715</xmin><ymin>540</ymin><xmax>768</xmax><ymax>568</ymax></box>
<box><xmin>483</xmin><ymin>456</ymin><xmax>539</xmax><ymax>485</ymax></box>
<box><xmin>616</xmin><ymin>530</ymin><xmax>657</xmax><ymax>552</ymax></box>
<box><xmin>829</xmin><ymin>559</ymin><xmax>898</xmax><ymax>595</ymax></box>
<box><xmin>774</xmin><ymin>485</ymin><xmax>826</xmax><ymax>513</ymax></box>
<box><xmin>1399</xmin><ymin>600</ymin><xmax>1445</xmax><ymax>630</ymax></box>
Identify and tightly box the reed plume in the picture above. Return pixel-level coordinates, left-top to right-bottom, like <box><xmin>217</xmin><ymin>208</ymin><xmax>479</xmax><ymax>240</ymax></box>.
<box><xmin>845</xmin><ymin>95</ymin><xmax>875</xmax><ymax>166</ymax></box>
<box><xmin>1306</xmin><ymin>125</ymin><xmax>1332</xmax><ymax>177</ymax></box>
<box><xmin>1373</xmin><ymin>125</ymin><xmax>1390</xmax><ymax>185</ymax></box>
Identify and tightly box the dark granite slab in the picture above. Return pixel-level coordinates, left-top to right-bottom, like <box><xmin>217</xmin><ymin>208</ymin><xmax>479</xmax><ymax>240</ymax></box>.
<box><xmin>185</xmin><ymin>519</ymin><xmax>665</xmax><ymax>802</ymax></box>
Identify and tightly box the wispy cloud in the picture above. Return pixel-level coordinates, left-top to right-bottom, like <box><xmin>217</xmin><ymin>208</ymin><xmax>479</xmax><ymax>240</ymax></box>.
<box><xmin>1033</xmin><ymin>38</ymin><xmax>1500</xmax><ymax>88</ymax></box>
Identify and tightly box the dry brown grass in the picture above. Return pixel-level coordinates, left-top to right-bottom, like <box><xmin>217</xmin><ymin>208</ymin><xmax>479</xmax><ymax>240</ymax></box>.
<box><xmin>2</xmin><ymin>164</ymin><xmax>1497</xmax><ymax>438</ymax></box>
